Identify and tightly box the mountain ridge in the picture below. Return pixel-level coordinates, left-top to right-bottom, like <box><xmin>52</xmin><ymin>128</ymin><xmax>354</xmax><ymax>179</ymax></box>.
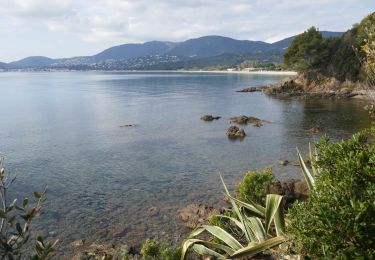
<box><xmin>2</xmin><ymin>32</ymin><xmax>343</xmax><ymax>69</ymax></box>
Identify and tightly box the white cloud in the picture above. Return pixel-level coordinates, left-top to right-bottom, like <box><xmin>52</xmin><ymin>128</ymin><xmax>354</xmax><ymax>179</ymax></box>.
<box><xmin>0</xmin><ymin>0</ymin><xmax>373</xmax><ymax>61</ymax></box>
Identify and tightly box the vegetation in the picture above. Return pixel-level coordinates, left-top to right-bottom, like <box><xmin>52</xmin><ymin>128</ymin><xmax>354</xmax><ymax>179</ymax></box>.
<box><xmin>181</xmin><ymin>176</ymin><xmax>286</xmax><ymax>259</ymax></box>
<box><xmin>235</xmin><ymin>167</ymin><xmax>274</xmax><ymax>204</ymax></box>
<box><xmin>284</xmin><ymin>12</ymin><xmax>375</xmax><ymax>82</ymax></box>
<box><xmin>0</xmin><ymin>158</ymin><xmax>57</xmax><ymax>259</ymax></box>
<box><xmin>141</xmin><ymin>239</ymin><xmax>181</xmax><ymax>260</ymax></box>
<box><xmin>289</xmin><ymin>133</ymin><xmax>375</xmax><ymax>259</ymax></box>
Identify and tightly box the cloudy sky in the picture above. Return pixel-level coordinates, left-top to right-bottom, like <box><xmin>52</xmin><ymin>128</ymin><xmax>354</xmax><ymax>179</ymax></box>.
<box><xmin>0</xmin><ymin>0</ymin><xmax>373</xmax><ymax>62</ymax></box>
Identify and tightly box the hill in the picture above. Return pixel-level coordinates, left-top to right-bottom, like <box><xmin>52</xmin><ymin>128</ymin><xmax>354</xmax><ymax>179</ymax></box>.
<box><xmin>8</xmin><ymin>56</ymin><xmax>57</xmax><ymax>68</ymax></box>
<box><xmin>2</xmin><ymin>32</ymin><xmax>343</xmax><ymax>70</ymax></box>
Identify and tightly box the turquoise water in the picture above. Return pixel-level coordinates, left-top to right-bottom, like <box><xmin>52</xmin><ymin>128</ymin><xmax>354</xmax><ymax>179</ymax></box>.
<box><xmin>0</xmin><ymin>71</ymin><xmax>370</xmax><ymax>253</ymax></box>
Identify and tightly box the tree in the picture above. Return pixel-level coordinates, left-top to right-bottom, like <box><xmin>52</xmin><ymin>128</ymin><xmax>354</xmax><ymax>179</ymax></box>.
<box><xmin>284</xmin><ymin>27</ymin><xmax>328</xmax><ymax>72</ymax></box>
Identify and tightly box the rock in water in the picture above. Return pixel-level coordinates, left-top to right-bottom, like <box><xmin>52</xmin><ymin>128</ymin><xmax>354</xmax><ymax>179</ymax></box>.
<box><xmin>226</xmin><ymin>126</ymin><xmax>246</xmax><ymax>138</ymax></box>
<box><xmin>200</xmin><ymin>115</ymin><xmax>221</xmax><ymax>121</ymax></box>
<box><xmin>309</xmin><ymin>127</ymin><xmax>323</xmax><ymax>133</ymax></box>
<box><xmin>230</xmin><ymin>115</ymin><xmax>264</xmax><ymax>126</ymax></box>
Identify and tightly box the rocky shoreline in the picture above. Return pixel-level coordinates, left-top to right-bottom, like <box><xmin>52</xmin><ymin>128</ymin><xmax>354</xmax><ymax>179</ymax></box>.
<box><xmin>238</xmin><ymin>74</ymin><xmax>372</xmax><ymax>100</ymax></box>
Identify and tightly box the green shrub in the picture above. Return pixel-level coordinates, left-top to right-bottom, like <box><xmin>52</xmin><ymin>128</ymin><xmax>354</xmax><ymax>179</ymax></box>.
<box><xmin>0</xmin><ymin>158</ymin><xmax>57</xmax><ymax>259</ymax></box>
<box><xmin>288</xmin><ymin>133</ymin><xmax>375</xmax><ymax>259</ymax></box>
<box><xmin>236</xmin><ymin>167</ymin><xmax>274</xmax><ymax>204</ymax></box>
<box><xmin>141</xmin><ymin>239</ymin><xmax>181</xmax><ymax>260</ymax></box>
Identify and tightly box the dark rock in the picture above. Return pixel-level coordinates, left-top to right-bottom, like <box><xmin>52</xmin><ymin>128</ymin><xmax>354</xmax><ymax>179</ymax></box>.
<box><xmin>200</xmin><ymin>115</ymin><xmax>221</xmax><ymax>121</ymax></box>
<box><xmin>177</xmin><ymin>204</ymin><xmax>221</xmax><ymax>229</ymax></box>
<box><xmin>236</xmin><ymin>86</ymin><xmax>265</xmax><ymax>92</ymax></box>
<box><xmin>267</xmin><ymin>179</ymin><xmax>309</xmax><ymax>207</ymax></box>
<box><xmin>278</xmin><ymin>160</ymin><xmax>289</xmax><ymax>166</ymax></box>
<box><xmin>226</xmin><ymin>126</ymin><xmax>246</xmax><ymax>138</ymax></box>
<box><xmin>120</xmin><ymin>124</ymin><xmax>136</xmax><ymax>127</ymax></box>
<box><xmin>230</xmin><ymin>115</ymin><xmax>264</xmax><ymax>127</ymax></box>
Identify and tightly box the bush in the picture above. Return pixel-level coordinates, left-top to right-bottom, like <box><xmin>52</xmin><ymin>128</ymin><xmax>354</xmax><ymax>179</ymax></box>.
<box><xmin>141</xmin><ymin>239</ymin><xmax>181</xmax><ymax>260</ymax></box>
<box><xmin>236</xmin><ymin>167</ymin><xmax>274</xmax><ymax>204</ymax></box>
<box><xmin>288</xmin><ymin>132</ymin><xmax>375</xmax><ymax>258</ymax></box>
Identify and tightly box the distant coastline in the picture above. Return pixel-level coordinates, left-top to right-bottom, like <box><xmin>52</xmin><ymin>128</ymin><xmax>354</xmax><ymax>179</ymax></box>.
<box><xmin>178</xmin><ymin>70</ymin><xmax>298</xmax><ymax>75</ymax></box>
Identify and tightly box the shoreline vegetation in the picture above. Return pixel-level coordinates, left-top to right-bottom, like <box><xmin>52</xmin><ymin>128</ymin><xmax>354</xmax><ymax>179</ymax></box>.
<box><xmin>1</xmin><ymin>11</ymin><xmax>374</xmax><ymax>260</ymax></box>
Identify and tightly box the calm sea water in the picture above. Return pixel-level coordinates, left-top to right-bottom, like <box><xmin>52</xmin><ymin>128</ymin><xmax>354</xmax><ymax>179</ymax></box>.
<box><xmin>0</xmin><ymin>71</ymin><xmax>370</xmax><ymax>254</ymax></box>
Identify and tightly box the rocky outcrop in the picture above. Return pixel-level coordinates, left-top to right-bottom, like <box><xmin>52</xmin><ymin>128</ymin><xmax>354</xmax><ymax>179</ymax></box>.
<box><xmin>309</xmin><ymin>127</ymin><xmax>323</xmax><ymax>134</ymax></box>
<box><xmin>263</xmin><ymin>74</ymin><xmax>364</xmax><ymax>99</ymax></box>
<box><xmin>177</xmin><ymin>204</ymin><xmax>222</xmax><ymax>229</ymax></box>
<box><xmin>226</xmin><ymin>126</ymin><xmax>246</xmax><ymax>138</ymax></box>
<box><xmin>230</xmin><ymin>115</ymin><xmax>264</xmax><ymax>127</ymax></box>
<box><xmin>200</xmin><ymin>115</ymin><xmax>221</xmax><ymax>121</ymax></box>
<box><xmin>236</xmin><ymin>86</ymin><xmax>266</xmax><ymax>92</ymax></box>
<box><xmin>267</xmin><ymin>179</ymin><xmax>309</xmax><ymax>207</ymax></box>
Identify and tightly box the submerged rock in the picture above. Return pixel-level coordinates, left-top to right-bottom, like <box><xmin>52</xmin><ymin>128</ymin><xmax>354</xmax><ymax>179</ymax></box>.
<box><xmin>230</xmin><ymin>115</ymin><xmax>264</xmax><ymax>126</ymax></box>
<box><xmin>278</xmin><ymin>160</ymin><xmax>289</xmax><ymax>166</ymax></box>
<box><xmin>226</xmin><ymin>126</ymin><xmax>246</xmax><ymax>138</ymax></box>
<box><xmin>177</xmin><ymin>204</ymin><xmax>221</xmax><ymax>229</ymax></box>
<box><xmin>309</xmin><ymin>127</ymin><xmax>323</xmax><ymax>134</ymax></box>
<box><xmin>120</xmin><ymin>124</ymin><xmax>136</xmax><ymax>127</ymax></box>
<box><xmin>200</xmin><ymin>115</ymin><xmax>221</xmax><ymax>121</ymax></box>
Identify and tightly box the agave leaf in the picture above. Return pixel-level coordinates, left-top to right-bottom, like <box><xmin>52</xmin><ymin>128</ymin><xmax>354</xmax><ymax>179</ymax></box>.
<box><xmin>216</xmin><ymin>215</ymin><xmax>247</xmax><ymax>237</ymax></box>
<box><xmin>228</xmin><ymin>236</ymin><xmax>286</xmax><ymax>259</ymax></box>
<box><xmin>309</xmin><ymin>143</ymin><xmax>319</xmax><ymax>177</ymax></box>
<box><xmin>187</xmin><ymin>227</ymin><xmax>205</xmax><ymax>239</ymax></box>
<box><xmin>202</xmin><ymin>225</ymin><xmax>242</xmax><ymax>250</ymax></box>
<box><xmin>297</xmin><ymin>148</ymin><xmax>315</xmax><ymax>190</ymax></box>
<box><xmin>273</xmin><ymin>198</ymin><xmax>285</xmax><ymax>236</ymax></box>
<box><xmin>220</xmin><ymin>174</ymin><xmax>252</xmax><ymax>242</ymax></box>
<box><xmin>193</xmin><ymin>244</ymin><xmax>227</xmax><ymax>259</ymax></box>
<box><xmin>181</xmin><ymin>238</ymin><xmax>236</xmax><ymax>259</ymax></box>
<box><xmin>246</xmin><ymin>217</ymin><xmax>266</xmax><ymax>242</ymax></box>
<box><xmin>225</xmin><ymin>193</ymin><xmax>265</xmax><ymax>217</ymax></box>
<box><xmin>265</xmin><ymin>194</ymin><xmax>283</xmax><ymax>234</ymax></box>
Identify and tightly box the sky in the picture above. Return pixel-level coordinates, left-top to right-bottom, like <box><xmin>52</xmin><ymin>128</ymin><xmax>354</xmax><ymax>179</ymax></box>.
<box><xmin>0</xmin><ymin>0</ymin><xmax>373</xmax><ymax>62</ymax></box>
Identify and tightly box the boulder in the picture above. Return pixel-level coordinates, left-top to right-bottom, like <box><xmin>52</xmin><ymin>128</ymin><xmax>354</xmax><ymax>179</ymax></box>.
<box><xmin>177</xmin><ymin>204</ymin><xmax>221</xmax><ymax>229</ymax></box>
<box><xmin>200</xmin><ymin>115</ymin><xmax>221</xmax><ymax>121</ymax></box>
<box><xmin>230</xmin><ymin>115</ymin><xmax>264</xmax><ymax>127</ymax></box>
<box><xmin>70</xmin><ymin>239</ymin><xmax>85</xmax><ymax>248</ymax></box>
<box><xmin>147</xmin><ymin>207</ymin><xmax>159</xmax><ymax>217</ymax></box>
<box><xmin>226</xmin><ymin>126</ymin><xmax>246</xmax><ymax>138</ymax></box>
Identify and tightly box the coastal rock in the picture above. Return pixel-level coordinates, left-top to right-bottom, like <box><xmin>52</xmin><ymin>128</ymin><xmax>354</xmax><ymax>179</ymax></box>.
<box><xmin>70</xmin><ymin>239</ymin><xmax>85</xmax><ymax>248</ymax></box>
<box><xmin>230</xmin><ymin>115</ymin><xmax>264</xmax><ymax>126</ymax></box>
<box><xmin>226</xmin><ymin>126</ymin><xmax>246</xmax><ymax>138</ymax></box>
<box><xmin>278</xmin><ymin>160</ymin><xmax>289</xmax><ymax>166</ymax></box>
<box><xmin>263</xmin><ymin>74</ymin><xmax>363</xmax><ymax>99</ymax></box>
<box><xmin>200</xmin><ymin>115</ymin><xmax>221</xmax><ymax>121</ymax></box>
<box><xmin>177</xmin><ymin>204</ymin><xmax>221</xmax><ymax>229</ymax></box>
<box><xmin>236</xmin><ymin>86</ymin><xmax>265</xmax><ymax>92</ymax></box>
<box><xmin>267</xmin><ymin>179</ymin><xmax>309</xmax><ymax>207</ymax></box>
<box><xmin>309</xmin><ymin>127</ymin><xmax>323</xmax><ymax>134</ymax></box>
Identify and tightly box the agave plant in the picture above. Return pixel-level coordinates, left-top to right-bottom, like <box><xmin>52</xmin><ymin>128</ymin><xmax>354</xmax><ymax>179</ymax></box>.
<box><xmin>297</xmin><ymin>143</ymin><xmax>319</xmax><ymax>190</ymax></box>
<box><xmin>181</xmin><ymin>176</ymin><xmax>287</xmax><ymax>259</ymax></box>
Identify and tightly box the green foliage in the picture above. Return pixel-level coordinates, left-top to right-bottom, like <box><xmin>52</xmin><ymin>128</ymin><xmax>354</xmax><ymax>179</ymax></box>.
<box><xmin>141</xmin><ymin>239</ymin><xmax>181</xmax><ymax>260</ymax></box>
<box><xmin>236</xmin><ymin>168</ymin><xmax>274</xmax><ymax>204</ymax></box>
<box><xmin>181</xmin><ymin>176</ymin><xmax>286</xmax><ymax>259</ymax></box>
<box><xmin>284</xmin><ymin>12</ymin><xmax>375</xmax><ymax>82</ymax></box>
<box><xmin>0</xmin><ymin>158</ymin><xmax>57</xmax><ymax>259</ymax></box>
<box><xmin>284</xmin><ymin>27</ymin><xmax>329</xmax><ymax>72</ymax></box>
<box><xmin>288</xmin><ymin>132</ymin><xmax>375</xmax><ymax>259</ymax></box>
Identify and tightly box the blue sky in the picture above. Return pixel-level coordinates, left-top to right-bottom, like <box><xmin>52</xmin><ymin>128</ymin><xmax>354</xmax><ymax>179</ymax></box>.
<box><xmin>0</xmin><ymin>0</ymin><xmax>373</xmax><ymax>62</ymax></box>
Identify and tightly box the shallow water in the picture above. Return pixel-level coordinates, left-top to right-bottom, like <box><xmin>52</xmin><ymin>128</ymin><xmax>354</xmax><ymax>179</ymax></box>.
<box><xmin>0</xmin><ymin>71</ymin><xmax>370</xmax><ymax>254</ymax></box>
